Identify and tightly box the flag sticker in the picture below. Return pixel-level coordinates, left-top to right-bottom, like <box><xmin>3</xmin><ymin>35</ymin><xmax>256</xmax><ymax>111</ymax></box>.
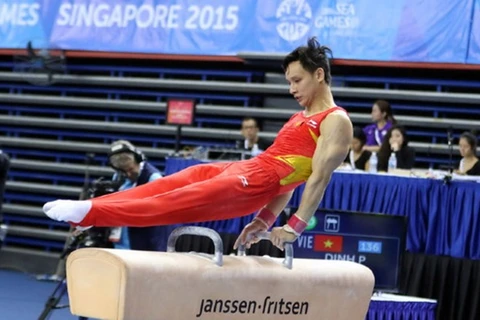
<box><xmin>314</xmin><ymin>235</ymin><xmax>343</xmax><ymax>252</ymax></box>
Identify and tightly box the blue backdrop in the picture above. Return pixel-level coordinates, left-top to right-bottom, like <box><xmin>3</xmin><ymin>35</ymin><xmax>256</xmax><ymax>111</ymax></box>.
<box><xmin>0</xmin><ymin>0</ymin><xmax>478</xmax><ymax>64</ymax></box>
<box><xmin>468</xmin><ymin>0</ymin><xmax>480</xmax><ymax>63</ymax></box>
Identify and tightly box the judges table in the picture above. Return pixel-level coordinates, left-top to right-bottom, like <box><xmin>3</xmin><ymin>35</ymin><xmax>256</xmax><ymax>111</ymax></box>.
<box><xmin>367</xmin><ymin>293</ymin><xmax>437</xmax><ymax>320</ymax></box>
<box><xmin>165</xmin><ymin>158</ymin><xmax>480</xmax><ymax>260</ymax></box>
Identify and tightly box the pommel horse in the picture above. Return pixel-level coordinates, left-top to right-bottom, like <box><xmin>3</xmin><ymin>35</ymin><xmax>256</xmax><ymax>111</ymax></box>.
<box><xmin>66</xmin><ymin>226</ymin><xmax>374</xmax><ymax>319</ymax></box>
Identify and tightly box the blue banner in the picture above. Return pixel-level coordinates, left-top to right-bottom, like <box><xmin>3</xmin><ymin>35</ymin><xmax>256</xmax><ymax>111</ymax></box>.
<box><xmin>391</xmin><ymin>0</ymin><xmax>474</xmax><ymax>63</ymax></box>
<box><xmin>0</xmin><ymin>0</ymin><xmax>478</xmax><ymax>64</ymax></box>
<box><xmin>467</xmin><ymin>0</ymin><xmax>480</xmax><ymax>63</ymax></box>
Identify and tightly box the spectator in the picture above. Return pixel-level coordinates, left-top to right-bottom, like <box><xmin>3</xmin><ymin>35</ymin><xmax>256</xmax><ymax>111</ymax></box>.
<box><xmin>457</xmin><ymin>132</ymin><xmax>480</xmax><ymax>175</ymax></box>
<box><xmin>377</xmin><ymin>125</ymin><xmax>415</xmax><ymax>172</ymax></box>
<box><xmin>344</xmin><ymin>126</ymin><xmax>372</xmax><ymax>171</ymax></box>
<box><xmin>363</xmin><ymin>100</ymin><xmax>396</xmax><ymax>153</ymax></box>
<box><xmin>236</xmin><ymin>117</ymin><xmax>271</xmax><ymax>156</ymax></box>
<box><xmin>108</xmin><ymin>140</ymin><xmax>170</xmax><ymax>251</ymax></box>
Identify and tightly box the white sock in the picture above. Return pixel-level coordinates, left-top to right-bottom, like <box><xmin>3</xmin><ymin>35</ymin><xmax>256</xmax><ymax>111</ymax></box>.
<box><xmin>43</xmin><ymin>200</ymin><xmax>92</xmax><ymax>223</ymax></box>
<box><xmin>42</xmin><ymin>200</ymin><xmax>59</xmax><ymax>213</ymax></box>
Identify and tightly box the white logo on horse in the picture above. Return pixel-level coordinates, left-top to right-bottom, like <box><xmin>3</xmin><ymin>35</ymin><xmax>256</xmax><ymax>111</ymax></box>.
<box><xmin>324</xmin><ymin>214</ymin><xmax>340</xmax><ymax>232</ymax></box>
<box><xmin>276</xmin><ymin>0</ymin><xmax>312</xmax><ymax>42</ymax></box>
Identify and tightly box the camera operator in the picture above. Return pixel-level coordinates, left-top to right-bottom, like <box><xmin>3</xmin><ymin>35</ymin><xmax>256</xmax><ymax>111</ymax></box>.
<box><xmin>108</xmin><ymin>140</ymin><xmax>170</xmax><ymax>251</ymax></box>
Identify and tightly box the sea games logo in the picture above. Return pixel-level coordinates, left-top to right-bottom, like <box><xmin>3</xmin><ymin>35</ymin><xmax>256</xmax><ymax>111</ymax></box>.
<box><xmin>276</xmin><ymin>0</ymin><xmax>312</xmax><ymax>41</ymax></box>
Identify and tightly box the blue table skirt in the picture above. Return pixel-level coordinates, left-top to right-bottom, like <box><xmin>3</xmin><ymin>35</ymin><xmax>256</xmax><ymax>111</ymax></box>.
<box><xmin>367</xmin><ymin>300</ymin><xmax>436</xmax><ymax>320</ymax></box>
<box><xmin>164</xmin><ymin>158</ymin><xmax>480</xmax><ymax>260</ymax></box>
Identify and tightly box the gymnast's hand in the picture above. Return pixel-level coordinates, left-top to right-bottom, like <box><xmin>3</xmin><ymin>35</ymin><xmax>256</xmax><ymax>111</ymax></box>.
<box><xmin>234</xmin><ymin>218</ymin><xmax>268</xmax><ymax>250</ymax></box>
<box><xmin>270</xmin><ymin>226</ymin><xmax>297</xmax><ymax>251</ymax></box>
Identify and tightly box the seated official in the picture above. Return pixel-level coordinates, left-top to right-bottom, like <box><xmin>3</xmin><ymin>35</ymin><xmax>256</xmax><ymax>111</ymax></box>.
<box><xmin>363</xmin><ymin>100</ymin><xmax>396</xmax><ymax>153</ymax></box>
<box><xmin>108</xmin><ymin>140</ymin><xmax>170</xmax><ymax>251</ymax></box>
<box><xmin>457</xmin><ymin>132</ymin><xmax>480</xmax><ymax>175</ymax></box>
<box><xmin>343</xmin><ymin>127</ymin><xmax>372</xmax><ymax>171</ymax></box>
<box><xmin>235</xmin><ymin>117</ymin><xmax>271</xmax><ymax>157</ymax></box>
<box><xmin>377</xmin><ymin>125</ymin><xmax>415</xmax><ymax>172</ymax></box>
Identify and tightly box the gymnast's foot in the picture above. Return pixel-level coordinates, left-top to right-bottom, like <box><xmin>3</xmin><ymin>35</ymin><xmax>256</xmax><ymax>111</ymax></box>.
<box><xmin>43</xmin><ymin>199</ymin><xmax>92</xmax><ymax>224</ymax></box>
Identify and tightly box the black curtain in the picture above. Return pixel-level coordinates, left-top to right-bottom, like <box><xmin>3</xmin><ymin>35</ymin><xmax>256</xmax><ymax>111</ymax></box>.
<box><xmin>175</xmin><ymin>234</ymin><xmax>480</xmax><ymax>320</ymax></box>
<box><xmin>400</xmin><ymin>252</ymin><xmax>480</xmax><ymax>320</ymax></box>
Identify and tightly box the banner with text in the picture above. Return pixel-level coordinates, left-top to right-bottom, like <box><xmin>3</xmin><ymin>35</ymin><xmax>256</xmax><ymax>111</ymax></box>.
<box><xmin>0</xmin><ymin>0</ymin><xmax>477</xmax><ymax>64</ymax></box>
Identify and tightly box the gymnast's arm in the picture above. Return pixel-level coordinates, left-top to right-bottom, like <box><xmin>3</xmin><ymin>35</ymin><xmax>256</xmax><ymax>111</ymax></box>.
<box><xmin>270</xmin><ymin>112</ymin><xmax>352</xmax><ymax>249</ymax></box>
<box><xmin>233</xmin><ymin>191</ymin><xmax>293</xmax><ymax>249</ymax></box>
<box><xmin>294</xmin><ymin>112</ymin><xmax>352</xmax><ymax>224</ymax></box>
<box><xmin>263</xmin><ymin>190</ymin><xmax>294</xmax><ymax>216</ymax></box>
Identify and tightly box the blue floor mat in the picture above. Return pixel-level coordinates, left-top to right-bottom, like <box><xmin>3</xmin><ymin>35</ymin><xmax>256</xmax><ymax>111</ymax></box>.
<box><xmin>0</xmin><ymin>269</ymin><xmax>88</xmax><ymax>320</ymax></box>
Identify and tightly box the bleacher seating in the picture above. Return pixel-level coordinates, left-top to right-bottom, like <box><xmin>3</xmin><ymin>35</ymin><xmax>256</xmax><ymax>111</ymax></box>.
<box><xmin>0</xmin><ymin>57</ymin><xmax>479</xmax><ymax>274</ymax></box>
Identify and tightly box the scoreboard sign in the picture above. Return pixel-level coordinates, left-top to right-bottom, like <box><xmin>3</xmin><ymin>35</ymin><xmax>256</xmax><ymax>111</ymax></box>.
<box><xmin>294</xmin><ymin>210</ymin><xmax>407</xmax><ymax>292</ymax></box>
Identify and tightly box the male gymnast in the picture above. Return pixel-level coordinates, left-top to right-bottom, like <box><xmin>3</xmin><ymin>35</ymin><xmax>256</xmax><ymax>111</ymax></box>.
<box><xmin>43</xmin><ymin>38</ymin><xmax>353</xmax><ymax>250</ymax></box>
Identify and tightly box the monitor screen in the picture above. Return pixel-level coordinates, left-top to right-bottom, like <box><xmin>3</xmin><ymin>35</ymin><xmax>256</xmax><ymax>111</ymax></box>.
<box><xmin>293</xmin><ymin>209</ymin><xmax>407</xmax><ymax>292</ymax></box>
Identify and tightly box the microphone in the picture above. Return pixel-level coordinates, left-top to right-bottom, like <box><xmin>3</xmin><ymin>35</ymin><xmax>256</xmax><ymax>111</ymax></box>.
<box><xmin>447</xmin><ymin>127</ymin><xmax>453</xmax><ymax>146</ymax></box>
<box><xmin>444</xmin><ymin>127</ymin><xmax>454</xmax><ymax>185</ymax></box>
<box><xmin>447</xmin><ymin>127</ymin><xmax>454</xmax><ymax>173</ymax></box>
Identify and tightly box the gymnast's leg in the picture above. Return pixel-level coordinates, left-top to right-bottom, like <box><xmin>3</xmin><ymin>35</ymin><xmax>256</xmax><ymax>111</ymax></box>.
<box><xmin>46</xmin><ymin>164</ymin><xmax>279</xmax><ymax>227</ymax></box>
<box><xmin>81</xmin><ymin>173</ymin><xmax>277</xmax><ymax>227</ymax></box>
<box><xmin>43</xmin><ymin>162</ymin><xmax>229</xmax><ymax>223</ymax></box>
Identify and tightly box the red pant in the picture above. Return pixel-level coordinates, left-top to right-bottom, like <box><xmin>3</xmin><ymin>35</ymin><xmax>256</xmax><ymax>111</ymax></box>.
<box><xmin>80</xmin><ymin>160</ymin><xmax>281</xmax><ymax>227</ymax></box>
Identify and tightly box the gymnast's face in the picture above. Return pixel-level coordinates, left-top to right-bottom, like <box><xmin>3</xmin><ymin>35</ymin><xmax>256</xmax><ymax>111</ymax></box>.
<box><xmin>285</xmin><ymin>61</ymin><xmax>324</xmax><ymax>108</ymax></box>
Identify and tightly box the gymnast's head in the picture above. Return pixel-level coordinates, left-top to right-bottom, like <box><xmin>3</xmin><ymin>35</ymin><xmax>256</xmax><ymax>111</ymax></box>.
<box><xmin>282</xmin><ymin>37</ymin><xmax>333</xmax><ymax>107</ymax></box>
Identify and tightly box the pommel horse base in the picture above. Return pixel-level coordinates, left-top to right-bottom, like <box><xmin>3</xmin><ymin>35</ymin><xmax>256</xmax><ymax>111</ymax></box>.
<box><xmin>66</xmin><ymin>227</ymin><xmax>374</xmax><ymax>320</ymax></box>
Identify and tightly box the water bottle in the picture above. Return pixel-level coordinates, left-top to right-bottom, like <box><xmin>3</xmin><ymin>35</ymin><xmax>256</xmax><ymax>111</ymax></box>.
<box><xmin>192</xmin><ymin>146</ymin><xmax>208</xmax><ymax>160</ymax></box>
<box><xmin>388</xmin><ymin>152</ymin><xmax>397</xmax><ymax>172</ymax></box>
<box><xmin>369</xmin><ymin>152</ymin><xmax>378</xmax><ymax>173</ymax></box>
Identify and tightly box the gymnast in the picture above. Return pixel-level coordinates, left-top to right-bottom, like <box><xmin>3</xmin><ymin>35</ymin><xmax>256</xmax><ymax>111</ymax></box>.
<box><xmin>43</xmin><ymin>38</ymin><xmax>353</xmax><ymax>251</ymax></box>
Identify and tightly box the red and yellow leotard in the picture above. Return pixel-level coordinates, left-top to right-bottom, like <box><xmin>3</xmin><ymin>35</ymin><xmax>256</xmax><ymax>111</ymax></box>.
<box><xmin>78</xmin><ymin>106</ymin><xmax>347</xmax><ymax>227</ymax></box>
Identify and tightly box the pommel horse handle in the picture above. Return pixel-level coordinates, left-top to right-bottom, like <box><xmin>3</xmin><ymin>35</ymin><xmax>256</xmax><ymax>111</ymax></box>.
<box><xmin>237</xmin><ymin>231</ymin><xmax>294</xmax><ymax>270</ymax></box>
<box><xmin>167</xmin><ymin>226</ymin><xmax>224</xmax><ymax>267</ymax></box>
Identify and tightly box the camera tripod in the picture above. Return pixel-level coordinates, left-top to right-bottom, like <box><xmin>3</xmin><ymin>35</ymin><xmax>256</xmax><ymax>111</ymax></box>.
<box><xmin>38</xmin><ymin>153</ymin><xmax>96</xmax><ymax>320</ymax></box>
<box><xmin>38</xmin><ymin>232</ymin><xmax>89</xmax><ymax>320</ymax></box>
<box><xmin>38</xmin><ymin>153</ymin><xmax>119</xmax><ymax>319</ymax></box>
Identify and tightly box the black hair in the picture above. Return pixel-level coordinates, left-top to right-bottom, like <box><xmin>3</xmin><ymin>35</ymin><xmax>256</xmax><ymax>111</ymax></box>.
<box><xmin>377</xmin><ymin>125</ymin><xmax>409</xmax><ymax>170</ymax></box>
<box><xmin>282</xmin><ymin>37</ymin><xmax>333</xmax><ymax>85</ymax></box>
<box><xmin>460</xmin><ymin>131</ymin><xmax>478</xmax><ymax>156</ymax></box>
<box><xmin>242</xmin><ymin>117</ymin><xmax>258</xmax><ymax>125</ymax></box>
<box><xmin>374</xmin><ymin>100</ymin><xmax>396</xmax><ymax>124</ymax></box>
<box><xmin>241</xmin><ymin>117</ymin><xmax>259</xmax><ymax>129</ymax></box>
<box><xmin>352</xmin><ymin>126</ymin><xmax>366</xmax><ymax>146</ymax></box>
